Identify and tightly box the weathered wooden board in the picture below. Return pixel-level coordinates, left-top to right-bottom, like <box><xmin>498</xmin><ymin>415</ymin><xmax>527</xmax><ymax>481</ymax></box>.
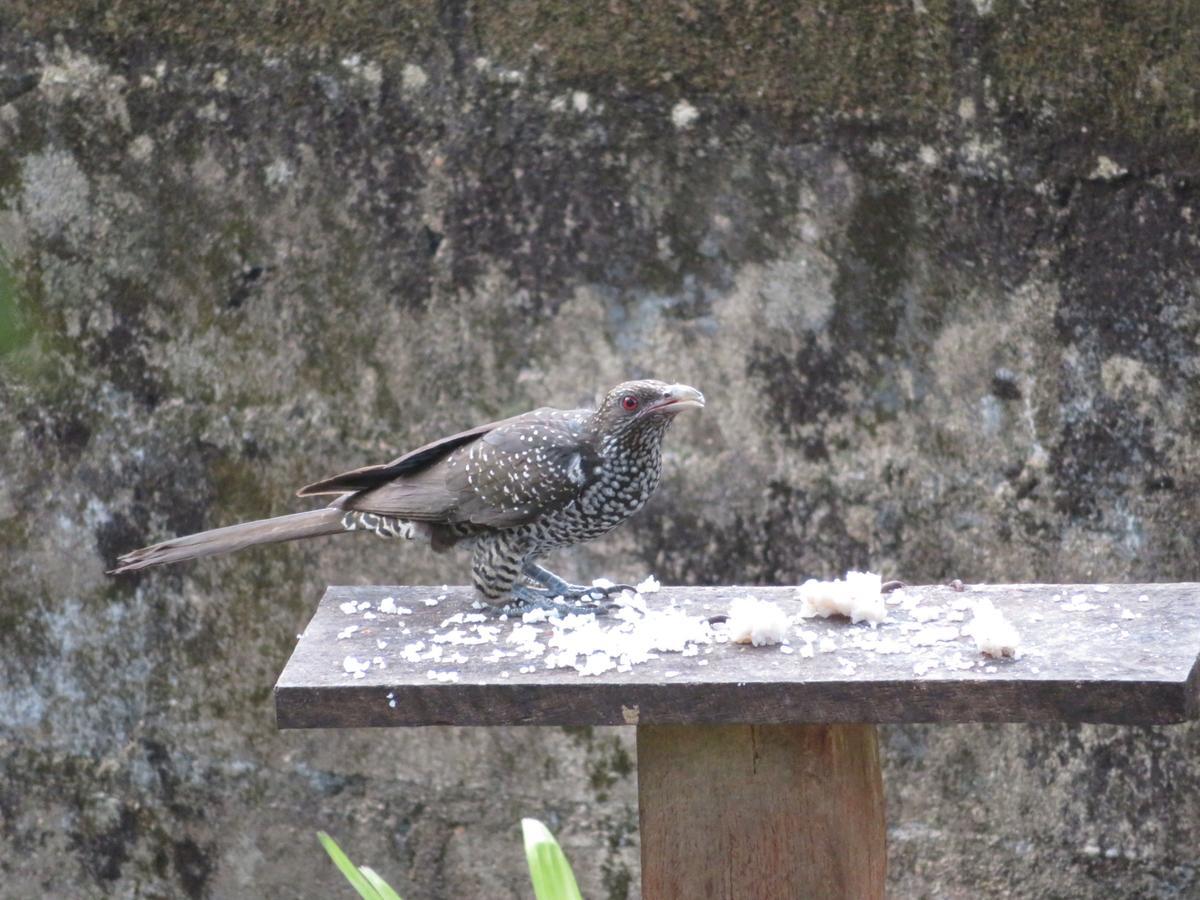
<box><xmin>274</xmin><ymin>583</ymin><xmax>1200</xmax><ymax>728</ymax></box>
<box><xmin>638</xmin><ymin>724</ymin><xmax>886</xmax><ymax>899</ymax></box>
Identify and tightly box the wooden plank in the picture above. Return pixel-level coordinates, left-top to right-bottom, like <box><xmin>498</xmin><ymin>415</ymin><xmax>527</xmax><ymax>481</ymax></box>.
<box><xmin>274</xmin><ymin>583</ymin><xmax>1200</xmax><ymax>728</ymax></box>
<box><xmin>637</xmin><ymin>724</ymin><xmax>886</xmax><ymax>899</ymax></box>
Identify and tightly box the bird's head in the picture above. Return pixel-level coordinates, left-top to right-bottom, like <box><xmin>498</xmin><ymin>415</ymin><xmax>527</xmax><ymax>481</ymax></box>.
<box><xmin>592</xmin><ymin>380</ymin><xmax>705</xmax><ymax>442</ymax></box>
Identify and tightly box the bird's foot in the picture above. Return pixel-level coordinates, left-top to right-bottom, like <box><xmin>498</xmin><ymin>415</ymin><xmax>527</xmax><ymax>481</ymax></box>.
<box><xmin>521</xmin><ymin>562</ymin><xmax>636</xmax><ymax>603</ymax></box>
<box><xmin>496</xmin><ymin>583</ymin><xmax>620</xmax><ymax>618</ymax></box>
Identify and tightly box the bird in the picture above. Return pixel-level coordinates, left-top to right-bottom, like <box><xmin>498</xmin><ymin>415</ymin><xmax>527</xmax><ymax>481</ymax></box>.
<box><xmin>110</xmin><ymin>380</ymin><xmax>705</xmax><ymax>610</ymax></box>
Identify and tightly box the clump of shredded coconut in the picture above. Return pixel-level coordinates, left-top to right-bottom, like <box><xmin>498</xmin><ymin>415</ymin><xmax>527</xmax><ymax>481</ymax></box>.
<box><xmin>797</xmin><ymin>571</ymin><xmax>886</xmax><ymax>624</ymax></box>
<box><xmin>534</xmin><ymin>601</ymin><xmax>718</xmax><ymax>675</ymax></box>
<box><xmin>725</xmin><ymin>596</ymin><xmax>790</xmax><ymax>646</ymax></box>
<box><xmin>378</xmin><ymin>597</ymin><xmax>414</xmax><ymax>615</ymax></box>
<box><xmin>577</xmin><ymin>652</ymin><xmax>617</xmax><ymax>677</ymax></box>
<box><xmin>325</xmin><ymin>575</ymin><xmax>1068</xmax><ymax>687</ymax></box>
<box><xmin>636</xmin><ymin>575</ymin><xmax>662</xmax><ymax>594</ymax></box>
<box><xmin>963</xmin><ymin>599</ymin><xmax>1020</xmax><ymax>658</ymax></box>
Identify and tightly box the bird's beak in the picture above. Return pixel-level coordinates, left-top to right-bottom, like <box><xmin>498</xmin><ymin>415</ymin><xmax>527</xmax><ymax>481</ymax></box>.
<box><xmin>648</xmin><ymin>384</ymin><xmax>706</xmax><ymax>414</ymax></box>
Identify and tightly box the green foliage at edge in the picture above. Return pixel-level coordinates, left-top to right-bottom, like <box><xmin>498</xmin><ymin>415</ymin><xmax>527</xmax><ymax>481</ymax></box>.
<box><xmin>319</xmin><ymin>818</ymin><xmax>584</xmax><ymax>900</ymax></box>
<box><xmin>317</xmin><ymin>831</ymin><xmax>403</xmax><ymax>900</ymax></box>
<box><xmin>522</xmin><ymin>818</ymin><xmax>584</xmax><ymax>900</ymax></box>
<box><xmin>360</xmin><ymin>867</ymin><xmax>404</xmax><ymax>900</ymax></box>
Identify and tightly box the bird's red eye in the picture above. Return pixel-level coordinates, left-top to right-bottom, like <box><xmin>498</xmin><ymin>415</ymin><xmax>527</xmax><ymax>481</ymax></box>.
<box><xmin>621</xmin><ymin>395</ymin><xmax>639</xmax><ymax>412</ymax></box>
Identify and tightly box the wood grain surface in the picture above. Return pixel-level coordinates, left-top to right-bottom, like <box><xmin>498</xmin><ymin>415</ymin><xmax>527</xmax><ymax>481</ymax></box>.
<box><xmin>274</xmin><ymin>583</ymin><xmax>1200</xmax><ymax>729</ymax></box>
<box><xmin>638</xmin><ymin>724</ymin><xmax>886</xmax><ymax>899</ymax></box>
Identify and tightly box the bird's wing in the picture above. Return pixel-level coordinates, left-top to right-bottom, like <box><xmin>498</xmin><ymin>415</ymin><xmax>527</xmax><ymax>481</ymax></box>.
<box><xmin>296</xmin><ymin>408</ymin><xmax>559</xmax><ymax>497</ymax></box>
<box><xmin>344</xmin><ymin>409</ymin><xmax>599</xmax><ymax>527</ymax></box>
<box><xmin>339</xmin><ymin>463</ymin><xmax>460</xmax><ymax>522</ymax></box>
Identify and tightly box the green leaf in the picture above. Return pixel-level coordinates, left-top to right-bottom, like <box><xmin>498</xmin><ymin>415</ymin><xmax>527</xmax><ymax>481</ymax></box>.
<box><xmin>522</xmin><ymin>818</ymin><xmax>584</xmax><ymax>900</ymax></box>
<box><xmin>317</xmin><ymin>831</ymin><xmax>383</xmax><ymax>900</ymax></box>
<box><xmin>360</xmin><ymin>867</ymin><xmax>404</xmax><ymax>900</ymax></box>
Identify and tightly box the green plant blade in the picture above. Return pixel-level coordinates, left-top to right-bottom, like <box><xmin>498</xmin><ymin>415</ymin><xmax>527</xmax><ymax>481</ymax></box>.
<box><xmin>522</xmin><ymin>818</ymin><xmax>584</xmax><ymax>900</ymax></box>
<box><xmin>360</xmin><ymin>866</ymin><xmax>404</xmax><ymax>900</ymax></box>
<box><xmin>317</xmin><ymin>831</ymin><xmax>382</xmax><ymax>900</ymax></box>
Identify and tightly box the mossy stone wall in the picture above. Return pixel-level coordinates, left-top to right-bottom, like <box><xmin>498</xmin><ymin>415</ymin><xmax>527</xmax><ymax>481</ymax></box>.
<box><xmin>2</xmin><ymin>3</ymin><xmax>1199</xmax><ymax>896</ymax></box>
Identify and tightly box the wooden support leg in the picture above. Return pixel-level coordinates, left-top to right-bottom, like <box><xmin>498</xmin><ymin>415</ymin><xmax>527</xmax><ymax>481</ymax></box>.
<box><xmin>637</xmin><ymin>724</ymin><xmax>886</xmax><ymax>899</ymax></box>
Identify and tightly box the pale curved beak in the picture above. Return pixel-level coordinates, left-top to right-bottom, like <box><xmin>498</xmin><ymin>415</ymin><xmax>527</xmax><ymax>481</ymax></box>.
<box><xmin>650</xmin><ymin>384</ymin><xmax>705</xmax><ymax>413</ymax></box>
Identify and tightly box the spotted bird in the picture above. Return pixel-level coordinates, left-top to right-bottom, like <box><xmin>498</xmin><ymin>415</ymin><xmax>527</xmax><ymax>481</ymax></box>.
<box><xmin>111</xmin><ymin>380</ymin><xmax>705</xmax><ymax>609</ymax></box>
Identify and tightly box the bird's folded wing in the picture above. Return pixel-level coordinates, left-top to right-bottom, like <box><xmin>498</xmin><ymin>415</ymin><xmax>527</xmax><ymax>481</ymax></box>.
<box><xmin>340</xmin><ymin>465</ymin><xmax>461</xmax><ymax>522</ymax></box>
<box><xmin>296</xmin><ymin>407</ymin><xmax>559</xmax><ymax>497</ymax></box>
<box><xmin>343</xmin><ymin>410</ymin><xmax>598</xmax><ymax>527</ymax></box>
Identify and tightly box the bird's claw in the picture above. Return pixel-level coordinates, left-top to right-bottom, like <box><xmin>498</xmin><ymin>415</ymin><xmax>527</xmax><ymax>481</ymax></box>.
<box><xmin>499</xmin><ymin>583</ymin><xmax>620</xmax><ymax>618</ymax></box>
<box><xmin>573</xmin><ymin>583</ymin><xmax>636</xmax><ymax>601</ymax></box>
<box><xmin>600</xmin><ymin>582</ymin><xmax>638</xmax><ymax>596</ymax></box>
<box><xmin>519</xmin><ymin>562</ymin><xmax>636</xmax><ymax>603</ymax></box>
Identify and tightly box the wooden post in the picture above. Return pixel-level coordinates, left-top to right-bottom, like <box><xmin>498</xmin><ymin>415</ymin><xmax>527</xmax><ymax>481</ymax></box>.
<box><xmin>637</xmin><ymin>724</ymin><xmax>886</xmax><ymax>899</ymax></box>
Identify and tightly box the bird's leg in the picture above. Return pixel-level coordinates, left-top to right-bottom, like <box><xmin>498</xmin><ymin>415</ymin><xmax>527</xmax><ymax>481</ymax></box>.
<box><xmin>521</xmin><ymin>561</ymin><xmax>636</xmax><ymax>601</ymax></box>
<box><xmin>500</xmin><ymin>583</ymin><xmax>620</xmax><ymax>618</ymax></box>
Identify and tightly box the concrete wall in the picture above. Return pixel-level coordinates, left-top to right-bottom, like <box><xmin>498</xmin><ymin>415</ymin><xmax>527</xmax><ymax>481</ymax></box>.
<box><xmin>2</xmin><ymin>2</ymin><xmax>1199</xmax><ymax>896</ymax></box>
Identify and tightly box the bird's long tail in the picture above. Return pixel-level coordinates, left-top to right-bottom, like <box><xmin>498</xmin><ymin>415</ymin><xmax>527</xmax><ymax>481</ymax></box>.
<box><xmin>108</xmin><ymin>508</ymin><xmax>348</xmax><ymax>574</ymax></box>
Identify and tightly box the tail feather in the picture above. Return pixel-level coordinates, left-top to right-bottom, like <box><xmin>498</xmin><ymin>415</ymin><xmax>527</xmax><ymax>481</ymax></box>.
<box><xmin>108</xmin><ymin>508</ymin><xmax>347</xmax><ymax>574</ymax></box>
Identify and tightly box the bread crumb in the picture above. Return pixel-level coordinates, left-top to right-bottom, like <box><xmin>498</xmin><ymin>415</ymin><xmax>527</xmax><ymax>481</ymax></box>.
<box><xmin>797</xmin><ymin>571</ymin><xmax>886</xmax><ymax>624</ymax></box>
<box><xmin>963</xmin><ymin>599</ymin><xmax>1020</xmax><ymax>658</ymax></box>
<box><xmin>725</xmin><ymin>596</ymin><xmax>790</xmax><ymax>646</ymax></box>
<box><xmin>636</xmin><ymin>575</ymin><xmax>662</xmax><ymax>594</ymax></box>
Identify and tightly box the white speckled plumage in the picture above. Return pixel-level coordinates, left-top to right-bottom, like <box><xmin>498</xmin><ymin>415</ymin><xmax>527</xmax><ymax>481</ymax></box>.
<box><xmin>111</xmin><ymin>380</ymin><xmax>704</xmax><ymax>604</ymax></box>
<box><xmin>339</xmin><ymin>380</ymin><xmax>704</xmax><ymax>601</ymax></box>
